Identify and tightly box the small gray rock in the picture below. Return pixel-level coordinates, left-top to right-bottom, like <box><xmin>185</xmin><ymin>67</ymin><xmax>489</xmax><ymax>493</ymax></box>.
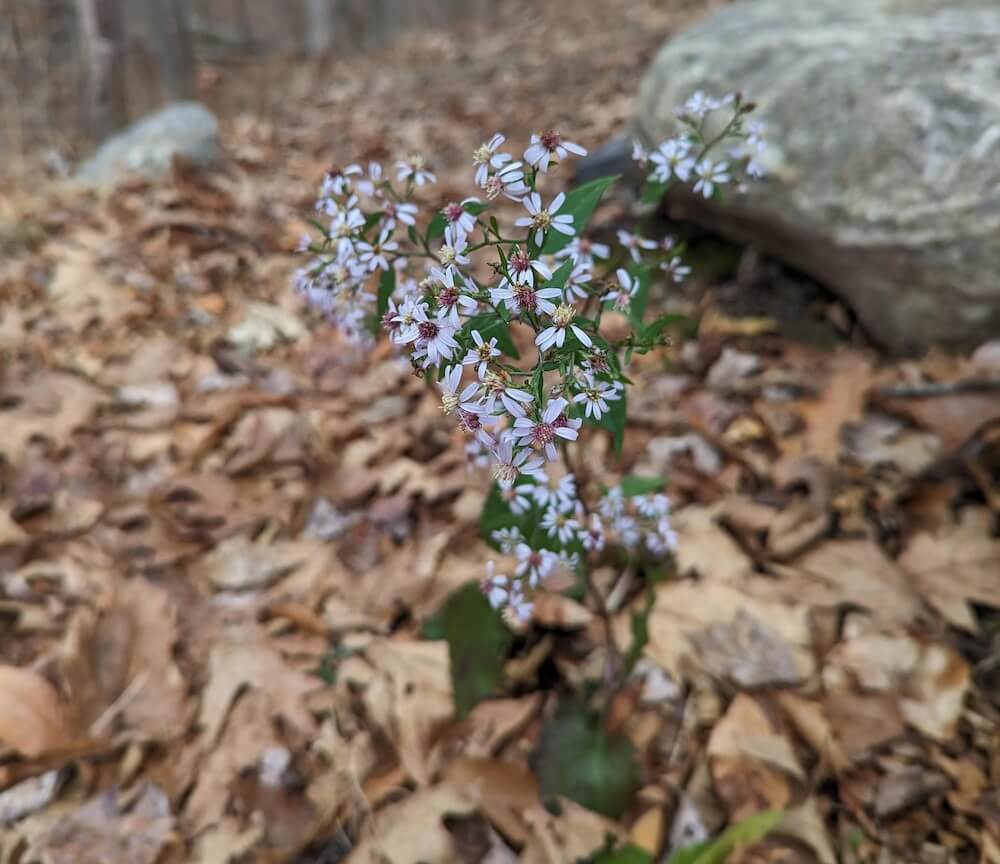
<box><xmin>633</xmin><ymin>0</ymin><xmax>1000</xmax><ymax>355</ymax></box>
<box><xmin>77</xmin><ymin>101</ymin><xmax>221</xmax><ymax>187</ymax></box>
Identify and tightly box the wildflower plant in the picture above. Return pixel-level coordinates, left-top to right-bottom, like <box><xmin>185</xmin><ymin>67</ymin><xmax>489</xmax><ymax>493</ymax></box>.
<box><xmin>295</xmin><ymin>93</ymin><xmax>763</xmax><ymax>630</ymax></box>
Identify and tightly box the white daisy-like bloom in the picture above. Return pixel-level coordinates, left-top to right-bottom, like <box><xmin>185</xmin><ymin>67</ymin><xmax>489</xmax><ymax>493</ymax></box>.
<box><xmin>573</xmin><ymin>376</ymin><xmax>621</xmax><ymax>420</ymax></box>
<box><xmin>472</xmin><ymin>133</ymin><xmax>512</xmax><ymax>187</ymax></box>
<box><xmin>541</xmin><ymin>503</ymin><xmax>581</xmax><ymax>544</ymax></box>
<box><xmin>605</xmin><ymin>268</ymin><xmax>638</xmax><ymax>314</ymax></box>
<box><xmin>464</xmin><ymin>438</ymin><xmax>491</xmax><ymax>470</ymax></box>
<box><xmin>506</xmin><ymin>586</ymin><xmax>534</xmax><ymax>622</ymax></box>
<box><xmin>492</xmin><ymin>282</ymin><xmax>561</xmax><ymax>318</ymax></box>
<box><xmin>442</xmin><ymin>198</ymin><xmax>481</xmax><ymax>241</ymax></box>
<box><xmin>631</xmin><ymin>141</ymin><xmax>649</xmax><ymax>166</ymax></box>
<box><xmin>390</xmin><ymin>295</ymin><xmax>423</xmax><ymax>344</ymax></box>
<box><xmin>614</xmin><ymin>515</ymin><xmax>641</xmax><ymax>548</ymax></box>
<box><xmin>482</xmin><ymin>560</ymin><xmax>511</xmax><ymax>609</ymax></box>
<box><xmin>483</xmin><ymin>161</ymin><xmax>529</xmax><ymax>201</ymax></box>
<box><xmin>380</xmin><ymin>200</ymin><xmax>418</xmax><ymax>232</ymax></box>
<box><xmin>563</xmin><ymin>263</ymin><xmax>594</xmax><ymax>303</ymax></box>
<box><xmin>515</xmin><ymin>191</ymin><xmax>575</xmax><ymax>247</ymax></box>
<box><xmin>479</xmin><ymin>371</ymin><xmax>534</xmax><ymax>417</ymax></box>
<box><xmin>456</xmin><ymin>406</ymin><xmax>497</xmax><ymax>447</ymax></box>
<box><xmin>536</xmin><ymin>304</ymin><xmax>593</xmax><ymax>353</ymax></box>
<box><xmin>396</xmin><ymin>154</ymin><xmax>436</xmax><ymax>187</ymax></box>
<box><xmin>433</xmin><ymin>266</ymin><xmax>478</xmax><ymax>326</ymax></box>
<box><xmin>693</xmin><ymin>160</ymin><xmax>730</xmax><ymax>198</ymax></box>
<box><xmin>462</xmin><ymin>330</ymin><xmax>501</xmax><ymax>378</ymax></box>
<box><xmin>661</xmin><ymin>256</ymin><xmax>692</xmax><ymax>283</ymax></box>
<box><xmin>514</xmin><ymin>543</ymin><xmax>557</xmax><ymax>588</ymax></box>
<box><xmin>617</xmin><ymin>229</ymin><xmax>657</xmax><ymax>264</ymax></box>
<box><xmin>355</xmin><ymin>161</ymin><xmax>384</xmax><ymax>197</ymax></box>
<box><xmin>512</xmin><ymin>397</ymin><xmax>579</xmax><ymax>462</ymax></box>
<box><xmin>532</xmin><ymin>473</ymin><xmax>577</xmax><ymax>511</ymax></box>
<box><xmin>523</xmin><ymin>130</ymin><xmax>588</xmax><ymax>173</ymax></box>
<box><xmin>582</xmin><ymin>512</ymin><xmax>605</xmax><ymax>552</ymax></box>
<box><xmin>502</xmin><ymin>482</ymin><xmax>535</xmax><ymax>515</ymax></box>
<box><xmin>636</xmin><ymin>493</ymin><xmax>671</xmax><ymax>519</ymax></box>
<box><xmin>439</xmin><ymin>365</ymin><xmax>481</xmax><ymax>416</ymax></box>
<box><xmin>555</xmin><ymin>236</ymin><xmax>610</xmax><ymax>270</ymax></box>
<box><xmin>649</xmin><ymin>138</ymin><xmax>695</xmax><ymax>184</ymax></box>
<box><xmin>657</xmin><ymin>516</ymin><xmax>678</xmax><ymax>550</ymax></box>
<box><xmin>356</xmin><ymin>227</ymin><xmax>399</xmax><ymax>272</ymax></box>
<box><xmin>497</xmin><ymin>246</ymin><xmax>552</xmax><ymax>289</ymax></box>
<box><xmin>438</xmin><ymin>225</ymin><xmax>471</xmax><ymax>269</ymax></box>
<box><xmin>490</xmin><ymin>437</ymin><xmax>545</xmax><ymax>489</ymax></box>
<box><xmin>320</xmin><ymin>164</ymin><xmax>363</xmax><ymax>199</ymax></box>
<box><xmin>679</xmin><ymin>90</ymin><xmax>720</xmax><ymax>120</ymax></box>
<box><xmin>599</xmin><ymin>486</ymin><xmax>625</xmax><ymax>520</ymax></box>
<box><xmin>402</xmin><ymin>304</ymin><xmax>459</xmax><ymax>367</ymax></box>
<box><xmin>491</xmin><ymin>526</ymin><xmax>525</xmax><ymax>555</ymax></box>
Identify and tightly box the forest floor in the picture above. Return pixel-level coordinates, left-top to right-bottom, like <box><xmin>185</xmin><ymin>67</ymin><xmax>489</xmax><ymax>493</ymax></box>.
<box><xmin>1</xmin><ymin>2</ymin><xmax>999</xmax><ymax>862</ymax></box>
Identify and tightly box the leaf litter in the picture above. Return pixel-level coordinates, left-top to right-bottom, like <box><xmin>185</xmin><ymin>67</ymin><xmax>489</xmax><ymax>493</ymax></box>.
<box><xmin>1</xmin><ymin>1</ymin><xmax>999</xmax><ymax>861</ymax></box>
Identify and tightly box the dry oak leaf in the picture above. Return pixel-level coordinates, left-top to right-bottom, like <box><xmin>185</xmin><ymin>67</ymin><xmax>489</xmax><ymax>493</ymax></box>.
<box><xmin>521</xmin><ymin>797</ymin><xmax>623</xmax><ymax>864</ymax></box>
<box><xmin>0</xmin><ymin>665</ymin><xmax>73</xmax><ymax>758</ymax></box>
<box><xmin>795</xmin><ymin>349</ymin><xmax>873</xmax><ymax>463</ymax></box>
<box><xmin>899</xmin><ymin>507</ymin><xmax>1000</xmax><ymax>631</ymax></box>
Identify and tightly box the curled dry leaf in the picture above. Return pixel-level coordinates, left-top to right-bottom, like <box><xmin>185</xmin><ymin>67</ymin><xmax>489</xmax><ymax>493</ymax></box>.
<box><xmin>0</xmin><ymin>665</ymin><xmax>73</xmax><ymax>758</ymax></box>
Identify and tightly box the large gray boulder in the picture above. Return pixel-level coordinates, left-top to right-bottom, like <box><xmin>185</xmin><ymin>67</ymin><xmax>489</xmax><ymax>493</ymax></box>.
<box><xmin>77</xmin><ymin>102</ymin><xmax>221</xmax><ymax>187</ymax></box>
<box><xmin>632</xmin><ymin>0</ymin><xmax>1000</xmax><ymax>355</ymax></box>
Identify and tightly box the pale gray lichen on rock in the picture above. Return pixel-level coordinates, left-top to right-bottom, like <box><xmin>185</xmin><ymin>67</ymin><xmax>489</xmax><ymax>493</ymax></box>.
<box><xmin>633</xmin><ymin>0</ymin><xmax>1000</xmax><ymax>354</ymax></box>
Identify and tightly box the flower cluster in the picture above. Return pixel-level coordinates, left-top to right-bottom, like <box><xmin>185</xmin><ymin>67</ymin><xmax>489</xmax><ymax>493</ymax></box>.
<box><xmin>295</xmin><ymin>94</ymin><xmax>764</xmax><ymax>622</ymax></box>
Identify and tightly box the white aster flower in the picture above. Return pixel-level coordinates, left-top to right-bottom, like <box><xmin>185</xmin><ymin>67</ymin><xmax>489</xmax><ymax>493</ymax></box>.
<box><xmin>514</xmin><ymin>543</ymin><xmax>557</xmax><ymax>587</ymax></box>
<box><xmin>472</xmin><ymin>133</ymin><xmax>513</xmax><ymax>186</ymax></box>
<box><xmin>481</xmin><ymin>560</ymin><xmax>511</xmax><ymax>609</ymax></box>
<box><xmin>402</xmin><ymin>304</ymin><xmax>459</xmax><ymax>367</ymax></box>
<box><xmin>438</xmin><ymin>224</ymin><xmax>471</xmax><ymax>268</ymax></box>
<box><xmin>432</xmin><ymin>266</ymin><xmax>478</xmax><ymax>326</ymax></box>
<box><xmin>492</xmin><ymin>281</ymin><xmax>561</xmax><ymax>318</ymax></box>
<box><xmin>523</xmin><ymin>130</ymin><xmax>587</xmax><ymax>173</ymax></box>
<box><xmin>512</xmin><ymin>397</ymin><xmax>579</xmax><ymax>462</ymax></box>
<box><xmin>649</xmin><ymin>138</ymin><xmax>695</xmax><ymax>184</ymax></box>
<box><xmin>355</xmin><ymin>161</ymin><xmax>384</xmax><ymax>197</ymax></box>
<box><xmin>582</xmin><ymin>513</ymin><xmax>605</xmax><ymax>552</ymax></box>
<box><xmin>615</xmin><ymin>515</ymin><xmax>641</xmax><ymax>548</ymax></box>
<box><xmin>442</xmin><ymin>198</ymin><xmax>480</xmax><ymax>241</ymax></box>
<box><xmin>617</xmin><ymin>229</ymin><xmax>657</xmax><ymax>263</ymax></box>
<box><xmin>356</xmin><ymin>227</ymin><xmax>399</xmax><ymax>272</ymax></box>
<box><xmin>693</xmin><ymin>160</ymin><xmax>730</xmax><ymax>198</ymax></box>
<box><xmin>680</xmin><ymin>90</ymin><xmax>721</xmax><ymax>120</ymax></box>
<box><xmin>599</xmin><ymin>486</ymin><xmax>625</xmax><ymax>520</ymax></box>
<box><xmin>631</xmin><ymin>141</ymin><xmax>649</xmax><ymax>166</ymax></box>
<box><xmin>636</xmin><ymin>493</ymin><xmax>671</xmax><ymax>519</ymax></box>
<box><xmin>491</xmin><ymin>526</ymin><xmax>524</xmax><ymax>554</ymax></box>
<box><xmin>535</xmin><ymin>304</ymin><xmax>593</xmax><ymax>352</ymax></box>
<box><xmin>563</xmin><ymin>263</ymin><xmax>594</xmax><ymax>303</ymax></box>
<box><xmin>480</xmin><ymin>371</ymin><xmax>535</xmax><ymax>417</ymax></box>
<box><xmin>573</xmin><ymin>376</ymin><xmax>621</xmax><ymax>420</ymax></box>
<box><xmin>605</xmin><ymin>268</ymin><xmax>638</xmax><ymax>314</ymax></box>
<box><xmin>498</xmin><ymin>246</ymin><xmax>552</xmax><ymax>289</ymax></box>
<box><xmin>321</xmin><ymin>164</ymin><xmax>363</xmax><ymax>198</ymax></box>
<box><xmin>541</xmin><ymin>503</ymin><xmax>581</xmax><ymax>544</ymax></box>
<box><xmin>483</xmin><ymin>161</ymin><xmax>529</xmax><ymax>200</ymax></box>
<box><xmin>396</xmin><ymin>154</ymin><xmax>436</xmax><ymax>187</ymax></box>
<box><xmin>660</xmin><ymin>256</ymin><xmax>692</xmax><ymax>283</ymax></box>
<box><xmin>532</xmin><ymin>473</ymin><xmax>577</xmax><ymax>511</ymax></box>
<box><xmin>381</xmin><ymin>199</ymin><xmax>418</xmax><ymax>232</ymax></box>
<box><xmin>515</xmin><ymin>191</ymin><xmax>575</xmax><ymax>247</ymax></box>
<box><xmin>556</xmin><ymin>236</ymin><xmax>610</xmax><ymax>270</ymax></box>
<box><xmin>502</xmin><ymin>482</ymin><xmax>535</xmax><ymax>515</ymax></box>
<box><xmin>506</xmin><ymin>586</ymin><xmax>534</xmax><ymax>622</ymax></box>
<box><xmin>490</xmin><ymin>437</ymin><xmax>545</xmax><ymax>489</ymax></box>
<box><xmin>439</xmin><ymin>365</ymin><xmax>481</xmax><ymax>416</ymax></box>
<box><xmin>462</xmin><ymin>330</ymin><xmax>501</xmax><ymax>378</ymax></box>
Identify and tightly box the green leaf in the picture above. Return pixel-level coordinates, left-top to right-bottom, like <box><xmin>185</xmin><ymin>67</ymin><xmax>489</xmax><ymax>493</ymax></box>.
<box><xmin>620</xmin><ymin>475</ymin><xmax>663</xmax><ymax>497</ymax></box>
<box><xmin>541</xmin><ymin>175</ymin><xmax>619</xmax><ymax>255</ymax></box>
<box><xmin>596</xmin><ymin>388</ymin><xmax>626</xmax><ymax>458</ymax></box>
<box><xmin>640</xmin><ymin>179</ymin><xmax>668</xmax><ymax>206</ymax></box>
<box><xmin>667</xmin><ymin>810</ymin><xmax>784</xmax><ymax>864</ymax></box>
<box><xmin>442</xmin><ymin>582</ymin><xmax>513</xmax><ymax>717</ymax></box>
<box><xmin>641</xmin><ymin>313</ymin><xmax>690</xmax><ymax>345</ymax></box>
<box><xmin>585</xmin><ymin>842</ymin><xmax>652</xmax><ymax>864</ymax></box>
<box><xmin>627</xmin><ymin>264</ymin><xmax>652</xmax><ymax>329</ymax></box>
<box><xmin>376</xmin><ymin>268</ymin><xmax>395</xmax><ymax>318</ymax></box>
<box><xmin>535</xmin><ymin>699</ymin><xmax>638</xmax><ymax>819</ymax></box>
<box><xmin>461</xmin><ymin>314</ymin><xmax>519</xmax><ymax>359</ymax></box>
<box><xmin>426</xmin><ymin>212</ymin><xmax>447</xmax><ymax>242</ymax></box>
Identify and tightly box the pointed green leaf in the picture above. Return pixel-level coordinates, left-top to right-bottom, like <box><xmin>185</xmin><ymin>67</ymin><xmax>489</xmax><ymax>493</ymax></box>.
<box><xmin>541</xmin><ymin>175</ymin><xmax>619</xmax><ymax>255</ymax></box>
<box><xmin>376</xmin><ymin>268</ymin><xmax>395</xmax><ymax>318</ymax></box>
<box><xmin>442</xmin><ymin>582</ymin><xmax>513</xmax><ymax>716</ymax></box>
<box><xmin>620</xmin><ymin>475</ymin><xmax>664</xmax><ymax>497</ymax></box>
<box><xmin>595</xmin><ymin>388</ymin><xmax>626</xmax><ymax>457</ymax></box>
<box><xmin>640</xmin><ymin>179</ymin><xmax>668</xmax><ymax>205</ymax></box>
<box><xmin>535</xmin><ymin>699</ymin><xmax>638</xmax><ymax>819</ymax></box>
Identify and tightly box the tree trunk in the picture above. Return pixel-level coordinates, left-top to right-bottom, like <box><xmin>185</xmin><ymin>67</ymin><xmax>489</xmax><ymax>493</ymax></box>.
<box><xmin>145</xmin><ymin>0</ymin><xmax>196</xmax><ymax>100</ymax></box>
<box><xmin>75</xmin><ymin>0</ymin><xmax>128</xmax><ymax>137</ymax></box>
